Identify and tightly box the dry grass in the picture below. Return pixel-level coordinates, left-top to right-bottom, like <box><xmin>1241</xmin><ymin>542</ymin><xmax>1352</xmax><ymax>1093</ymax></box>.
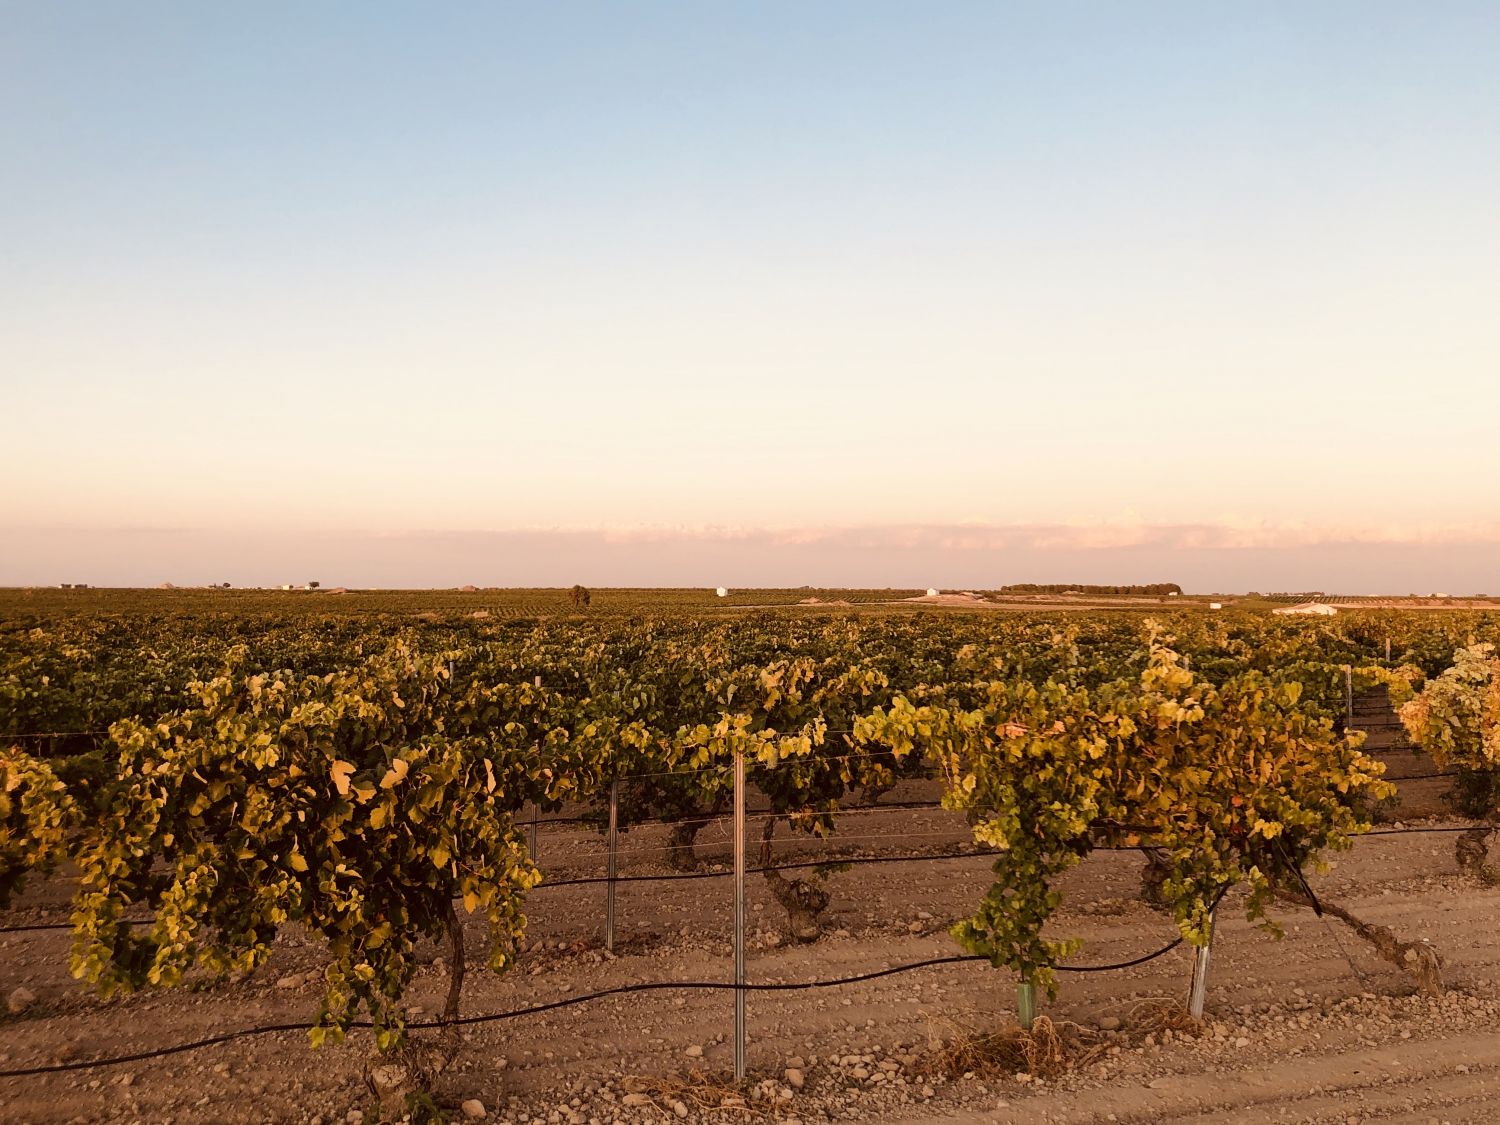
<box><xmin>920</xmin><ymin>1015</ymin><xmax>1103</xmax><ymax>1080</ymax></box>
<box><xmin>1124</xmin><ymin>995</ymin><xmax>1202</xmax><ymax>1036</ymax></box>
<box><xmin>920</xmin><ymin>997</ymin><xmax>1200</xmax><ymax>1082</ymax></box>
<box><xmin>618</xmin><ymin>1070</ymin><xmax>767</xmax><ymax>1117</ymax></box>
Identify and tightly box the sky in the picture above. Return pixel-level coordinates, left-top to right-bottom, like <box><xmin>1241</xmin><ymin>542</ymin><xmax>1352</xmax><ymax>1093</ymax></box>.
<box><xmin>3</xmin><ymin>2</ymin><xmax>1498</xmax><ymax>591</ymax></box>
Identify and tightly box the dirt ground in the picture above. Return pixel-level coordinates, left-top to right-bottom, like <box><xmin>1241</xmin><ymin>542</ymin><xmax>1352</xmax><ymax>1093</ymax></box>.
<box><xmin>2</xmin><ymin>709</ymin><xmax>1496</xmax><ymax>1125</ymax></box>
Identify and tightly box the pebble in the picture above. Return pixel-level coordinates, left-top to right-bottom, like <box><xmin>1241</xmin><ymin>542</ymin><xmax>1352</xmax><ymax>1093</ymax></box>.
<box><xmin>461</xmin><ymin>1099</ymin><xmax>487</xmax><ymax>1119</ymax></box>
<box><xmin>684</xmin><ymin>1044</ymin><xmax>703</xmax><ymax>1058</ymax></box>
<box><xmin>784</xmin><ymin>1068</ymin><xmax>805</xmax><ymax>1089</ymax></box>
<box><xmin>6</xmin><ymin>988</ymin><xmax>36</xmax><ymax>1015</ymax></box>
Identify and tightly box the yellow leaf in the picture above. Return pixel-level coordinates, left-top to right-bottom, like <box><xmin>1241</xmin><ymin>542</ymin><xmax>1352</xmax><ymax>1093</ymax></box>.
<box><xmin>331</xmin><ymin>760</ymin><xmax>355</xmax><ymax>797</ymax></box>
<box><xmin>379</xmin><ymin>759</ymin><xmax>409</xmax><ymax>790</ymax></box>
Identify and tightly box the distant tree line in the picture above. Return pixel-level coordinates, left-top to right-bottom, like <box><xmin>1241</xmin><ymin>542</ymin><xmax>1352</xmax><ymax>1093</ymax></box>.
<box><xmin>997</xmin><ymin>583</ymin><xmax>1184</xmax><ymax>596</ymax></box>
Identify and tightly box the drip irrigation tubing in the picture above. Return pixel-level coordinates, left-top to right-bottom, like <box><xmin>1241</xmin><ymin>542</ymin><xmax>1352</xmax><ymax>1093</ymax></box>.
<box><xmin>539</xmin><ymin>849</ymin><xmax>998</xmax><ymax>889</ymax></box>
<box><xmin>0</xmin><ymin>823</ymin><xmax>1480</xmax><ymax>934</ymax></box>
<box><xmin>500</xmin><ymin>767</ymin><xmax>1454</xmax><ymax>833</ymax></box>
<box><xmin>0</xmin><ymin>850</ymin><xmax>998</xmax><ymax>931</ymax></box>
<box><xmin>0</xmin><ymin>731</ymin><xmax>110</xmax><ymax>740</ymax></box>
<box><xmin>525</xmin><ymin>798</ymin><xmax>953</xmax><ymax>830</ymax></box>
<box><xmin>1379</xmin><ymin>772</ymin><xmax>1456</xmax><ymax>783</ymax></box>
<box><xmin>1364</xmin><ymin>825</ymin><xmax>1479</xmax><ymax>836</ymax></box>
<box><xmin>0</xmin><ymin>934</ymin><xmax>1198</xmax><ymax>1080</ymax></box>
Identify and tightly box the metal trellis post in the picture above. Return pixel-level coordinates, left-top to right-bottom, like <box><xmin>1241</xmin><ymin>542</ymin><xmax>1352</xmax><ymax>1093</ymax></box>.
<box><xmin>606</xmin><ymin>778</ymin><xmax>619</xmax><ymax>954</ymax></box>
<box><xmin>733</xmin><ymin>747</ymin><xmax>747</xmax><ymax>1081</ymax></box>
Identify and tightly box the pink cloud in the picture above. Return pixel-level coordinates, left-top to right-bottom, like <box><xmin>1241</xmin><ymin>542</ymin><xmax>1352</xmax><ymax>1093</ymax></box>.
<box><xmin>6</xmin><ymin>519</ymin><xmax>1500</xmax><ymax>593</ymax></box>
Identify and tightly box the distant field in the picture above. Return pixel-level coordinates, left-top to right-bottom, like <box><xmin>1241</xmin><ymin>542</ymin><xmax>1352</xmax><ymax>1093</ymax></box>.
<box><xmin>6</xmin><ymin>586</ymin><xmax>1493</xmax><ymax>624</ymax></box>
<box><xmin>0</xmin><ymin>586</ymin><xmax>929</xmax><ymax>621</ymax></box>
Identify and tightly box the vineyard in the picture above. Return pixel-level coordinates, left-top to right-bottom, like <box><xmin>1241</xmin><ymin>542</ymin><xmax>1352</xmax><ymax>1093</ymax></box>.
<box><xmin>3</xmin><ymin>594</ymin><xmax>1500</xmax><ymax>1124</ymax></box>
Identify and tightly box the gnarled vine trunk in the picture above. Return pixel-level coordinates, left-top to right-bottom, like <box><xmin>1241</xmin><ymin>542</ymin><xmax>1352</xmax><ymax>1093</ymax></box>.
<box><xmin>1273</xmin><ymin>887</ymin><xmax>1443</xmax><ymax>996</ymax></box>
<box><xmin>664</xmin><ymin>796</ymin><xmax>727</xmax><ymax>871</ymax></box>
<box><xmin>1138</xmin><ymin>847</ymin><xmax>1172</xmax><ymax>910</ymax></box>
<box><xmin>366</xmin><ymin>904</ymin><xmax>466</xmax><ymax>1118</ymax></box>
<box><xmin>760</xmin><ymin>816</ymin><xmax>829</xmax><ymax>943</ymax></box>
<box><xmin>1454</xmin><ymin>826</ymin><xmax>1500</xmax><ymax>885</ymax></box>
<box><xmin>443</xmin><ymin>899</ymin><xmax>466</xmax><ymax>1025</ymax></box>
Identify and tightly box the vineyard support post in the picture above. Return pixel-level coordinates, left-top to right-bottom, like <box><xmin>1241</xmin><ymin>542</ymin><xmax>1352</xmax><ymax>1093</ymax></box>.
<box><xmin>733</xmin><ymin>747</ymin><xmax>746</xmax><ymax>1081</ymax></box>
<box><xmin>1188</xmin><ymin>910</ymin><xmax>1215</xmax><ymax>1020</ymax></box>
<box><xmin>1344</xmin><ymin>665</ymin><xmax>1354</xmax><ymax>730</ymax></box>
<box><xmin>1386</xmin><ymin>637</ymin><xmax>1392</xmax><ymax>662</ymax></box>
<box><xmin>530</xmin><ymin>736</ymin><xmax>541</xmax><ymax>862</ymax></box>
<box><xmin>606</xmin><ymin>779</ymin><xmax>619</xmax><ymax>954</ymax></box>
<box><xmin>1016</xmin><ymin>981</ymin><xmax>1036</xmax><ymax>1030</ymax></box>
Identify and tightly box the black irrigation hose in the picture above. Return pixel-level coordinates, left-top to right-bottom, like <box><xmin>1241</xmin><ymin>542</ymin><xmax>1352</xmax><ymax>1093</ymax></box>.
<box><xmin>0</xmin><ymin>851</ymin><xmax>1001</xmax><ymax>931</ymax></box>
<box><xmin>0</xmin><ymin>732</ymin><xmax>110</xmax><ymax>740</ymax></box>
<box><xmin>1364</xmin><ymin>825</ymin><xmax>1478</xmax><ymax>836</ymax></box>
<box><xmin>539</xmin><ymin>822</ymin><xmax>1489</xmax><ymax>891</ymax></box>
<box><xmin>505</xmin><ymin>765</ymin><xmax>1456</xmax><ymax>833</ymax></box>
<box><xmin>539</xmin><ymin>849</ymin><xmax>995</xmax><ymax>889</ymax></box>
<box><xmin>0</xmin><ymin>960</ymin><xmax>990</xmax><ymax>1078</ymax></box>
<box><xmin>523</xmin><ymin>797</ymin><xmax>951</xmax><ymax>831</ymax></box>
<box><xmin>0</xmin><ymin>921</ymin><xmax>75</xmax><ymax>934</ymax></box>
<box><xmin>1381</xmin><ymin>772</ymin><xmax>1457</xmax><ymax>783</ymax></box>
<box><xmin>1058</xmin><ymin>940</ymin><xmax>1181</xmax><ymax>973</ymax></box>
<box><xmin>1056</xmin><ymin>883</ymin><xmax>1231</xmax><ymax>974</ymax></box>
<box><xmin>0</xmin><ymin>855</ymin><xmax>970</xmax><ymax>931</ymax></box>
<box><xmin>0</xmin><ymin>830</ymin><xmax>1422</xmax><ymax>1077</ymax></box>
<box><xmin>0</xmin><ymin>934</ymin><xmax>1205</xmax><ymax>1081</ymax></box>
<box><xmin>0</xmin><ymin>1020</ymin><xmax>320</xmax><ymax>1078</ymax></box>
<box><xmin>1271</xmin><ymin>839</ymin><xmax>1324</xmax><ymax>918</ymax></box>
<box><xmin>1</xmin><ymin>824</ymin><xmax>1482</xmax><ymax>934</ymax></box>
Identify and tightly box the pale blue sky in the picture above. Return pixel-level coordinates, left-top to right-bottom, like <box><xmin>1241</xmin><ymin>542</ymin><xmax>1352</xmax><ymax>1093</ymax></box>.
<box><xmin>3</xmin><ymin>3</ymin><xmax>1498</xmax><ymax>588</ymax></box>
